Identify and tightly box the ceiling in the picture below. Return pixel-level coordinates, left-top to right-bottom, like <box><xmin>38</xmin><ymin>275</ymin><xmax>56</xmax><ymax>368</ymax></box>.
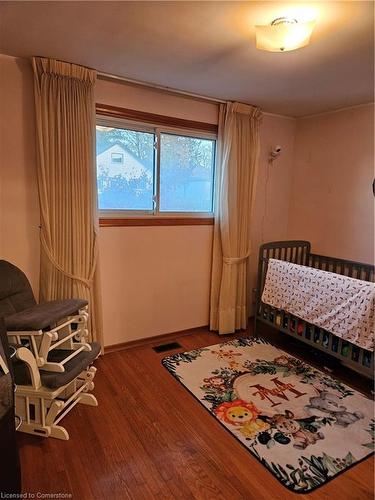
<box><xmin>0</xmin><ymin>1</ymin><xmax>374</xmax><ymax>117</ymax></box>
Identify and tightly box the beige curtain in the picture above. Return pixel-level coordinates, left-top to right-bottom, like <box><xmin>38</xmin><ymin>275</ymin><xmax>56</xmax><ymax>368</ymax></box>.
<box><xmin>210</xmin><ymin>102</ymin><xmax>262</xmax><ymax>334</ymax></box>
<box><xmin>32</xmin><ymin>57</ymin><xmax>103</xmax><ymax>349</ymax></box>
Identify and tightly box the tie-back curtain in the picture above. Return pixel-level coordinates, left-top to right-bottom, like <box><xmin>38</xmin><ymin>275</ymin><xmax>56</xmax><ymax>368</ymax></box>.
<box><xmin>210</xmin><ymin>102</ymin><xmax>262</xmax><ymax>334</ymax></box>
<box><xmin>32</xmin><ymin>57</ymin><xmax>103</xmax><ymax>348</ymax></box>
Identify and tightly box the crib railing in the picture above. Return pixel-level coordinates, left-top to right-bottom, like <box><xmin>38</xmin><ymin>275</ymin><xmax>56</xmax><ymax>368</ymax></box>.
<box><xmin>308</xmin><ymin>253</ymin><xmax>374</xmax><ymax>282</ymax></box>
<box><xmin>254</xmin><ymin>240</ymin><xmax>374</xmax><ymax>378</ymax></box>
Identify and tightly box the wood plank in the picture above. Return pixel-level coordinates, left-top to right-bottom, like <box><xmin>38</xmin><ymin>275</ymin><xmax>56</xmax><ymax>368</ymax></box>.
<box><xmin>96</xmin><ymin>103</ymin><xmax>218</xmax><ymax>134</ymax></box>
<box><xmin>99</xmin><ymin>217</ymin><xmax>214</xmax><ymax>227</ymax></box>
<box><xmin>18</xmin><ymin>325</ymin><xmax>374</xmax><ymax>499</ymax></box>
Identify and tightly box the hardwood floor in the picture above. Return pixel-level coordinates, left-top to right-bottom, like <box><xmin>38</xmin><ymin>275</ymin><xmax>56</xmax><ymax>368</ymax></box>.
<box><xmin>18</xmin><ymin>325</ymin><xmax>374</xmax><ymax>499</ymax></box>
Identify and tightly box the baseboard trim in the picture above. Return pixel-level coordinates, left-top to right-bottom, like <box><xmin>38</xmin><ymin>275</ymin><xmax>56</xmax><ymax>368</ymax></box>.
<box><xmin>104</xmin><ymin>325</ymin><xmax>209</xmax><ymax>354</ymax></box>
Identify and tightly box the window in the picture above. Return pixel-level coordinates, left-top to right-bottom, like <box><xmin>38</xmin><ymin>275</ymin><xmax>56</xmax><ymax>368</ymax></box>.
<box><xmin>96</xmin><ymin>119</ymin><xmax>216</xmax><ymax>216</ymax></box>
<box><xmin>96</xmin><ymin>125</ymin><xmax>154</xmax><ymax>211</ymax></box>
<box><xmin>160</xmin><ymin>133</ymin><xmax>215</xmax><ymax>212</ymax></box>
<box><xmin>111</xmin><ymin>152</ymin><xmax>124</xmax><ymax>164</ymax></box>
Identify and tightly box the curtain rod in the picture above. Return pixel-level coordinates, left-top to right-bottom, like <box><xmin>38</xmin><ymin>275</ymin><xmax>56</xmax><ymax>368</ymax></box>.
<box><xmin>97</xmin><ymin>71</ymin><xmax>227</xmax><ymax>105</ymax></box>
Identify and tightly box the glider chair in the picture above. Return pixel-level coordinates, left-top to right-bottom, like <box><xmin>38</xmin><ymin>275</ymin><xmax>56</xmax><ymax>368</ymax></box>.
<box><xmin>0</xmin><ymin>260</ymin><xmax>100</xmax><ymax>440</ymax></box>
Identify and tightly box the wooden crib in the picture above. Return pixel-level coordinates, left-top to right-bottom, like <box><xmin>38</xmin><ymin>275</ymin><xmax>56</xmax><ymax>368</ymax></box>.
<box><xmin>254</xmin><ymin>240</ymin><xmax>374</xmax><ymax>378</ymax></box>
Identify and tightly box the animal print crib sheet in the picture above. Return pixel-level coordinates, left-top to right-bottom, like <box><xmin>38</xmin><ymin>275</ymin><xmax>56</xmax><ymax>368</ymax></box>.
<box><xmin>261</xmin><ymin>259</ymin><xmax>374</xmax><ymax>351</ymax></box>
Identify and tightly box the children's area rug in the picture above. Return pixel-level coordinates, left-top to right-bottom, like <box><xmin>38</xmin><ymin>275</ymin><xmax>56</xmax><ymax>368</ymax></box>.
<box><xmin>162</xmin><ymin>338</ymin><xmax>374</xmax><ymax>493</ymax></box>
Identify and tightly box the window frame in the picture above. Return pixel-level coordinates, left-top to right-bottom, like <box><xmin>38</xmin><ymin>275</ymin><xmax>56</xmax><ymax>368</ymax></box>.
<box><xmin>96</xmin><ymin>115</ymin><xmax>217</xmax><ymax>219</ymax></box>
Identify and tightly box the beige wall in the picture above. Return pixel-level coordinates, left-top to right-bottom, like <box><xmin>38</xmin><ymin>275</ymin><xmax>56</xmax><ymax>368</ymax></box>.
<box><xmin>0</xmin><ymin>55</ymin><xmax>40</xmax><ymax>296</ymax></box>
<box><xmin>2</xmin><ymin>55</ymin><xmax>372</xmax><ymax>348</ymax></box>
<box><xmin>95</xmin><ymin>78</ymin><xmax>218</xmax><ymax>123</ymax></box>
<box><xmin>249</xmin><ymin>114</ymin><xmax>296</xmax><ymax>313</ymax></box>
<box><xmin>100</xmin><ymin>225</ymin><xmax>213</xmax><ymax>345</ymax></box>
<box><xmin>0</xmin><ymin>57</ymin><xmax>295</xmax><ymax>345</ymax></box>
<box><xmin>287</xmin><ymin>104</ymin><xmax>374</xmax><ymax>264</ymax></box>
<box><xmin>96</xmin><ymin>79</ymin><xmax>296</xmax><ymax>343</ymax></box>
<box><xmin>95</xmin><ymin>79</ymin><xmax>218</xmax><ymax>345</ymax></box>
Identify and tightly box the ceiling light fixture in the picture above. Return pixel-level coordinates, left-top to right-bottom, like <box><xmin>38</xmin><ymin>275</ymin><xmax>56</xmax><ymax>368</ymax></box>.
<box><xmin>255</xmin><ymin>17</ymin><xmax>315</xmax><ymax>52</ymax></box>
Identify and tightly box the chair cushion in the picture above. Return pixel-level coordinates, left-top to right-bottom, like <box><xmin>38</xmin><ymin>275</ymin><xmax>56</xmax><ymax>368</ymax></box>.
<box><xmin>4</xmin><ymin>299</ymin><xmax>88</xmax><ymax>331</ymax></box>
<box><xmin>13</xmin><ymin>342</ymin><xmax>100</xmax><ymax>389</ymax></box>
<box><xmin>0</xmin><ymin>260</ymin><xmax>36</xmax><ymax>318</ymax></box>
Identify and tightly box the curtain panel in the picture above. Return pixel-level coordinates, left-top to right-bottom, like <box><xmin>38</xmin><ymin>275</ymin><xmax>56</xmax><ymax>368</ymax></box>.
<box><xmin>32</xmin><ymin>57</ymin><xmax>103</xmax><ymax>348</ymax></box>
<box><xmin>210</xmin><ymin>102</ymin><xmax>262</xmax><ymax>334</ymax></box>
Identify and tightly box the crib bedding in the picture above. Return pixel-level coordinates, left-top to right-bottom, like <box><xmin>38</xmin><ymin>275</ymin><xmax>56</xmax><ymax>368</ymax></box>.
<box><xmin>261</xmin><ymin>258</ymin><xmax>375</xmax><ymax>351</ymax></box>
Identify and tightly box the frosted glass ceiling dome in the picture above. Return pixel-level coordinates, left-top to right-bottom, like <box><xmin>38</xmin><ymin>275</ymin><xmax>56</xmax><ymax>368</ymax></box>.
<box><xmin>255</xmin><ymin>17</ymin><xmax>316</xmax><ymax>52</ymax></box>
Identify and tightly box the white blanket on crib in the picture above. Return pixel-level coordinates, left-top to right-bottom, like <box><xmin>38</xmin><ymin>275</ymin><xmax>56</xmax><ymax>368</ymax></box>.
<box><xmin>261</xmin><ymin>258</ymin><xmax>375</xmax><ymax>351</ymax></box>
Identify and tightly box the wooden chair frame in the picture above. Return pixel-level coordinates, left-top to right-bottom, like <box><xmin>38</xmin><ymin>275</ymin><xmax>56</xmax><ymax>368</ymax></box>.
<box><xmin>14</xmin><ymin>346</ymin><xmax>98</xmax><ymax>440</ymax></box>
<box><xmin>7</xmin><ymin>307</ymin><xmax>91</xmax><ymax>373</ymax></box>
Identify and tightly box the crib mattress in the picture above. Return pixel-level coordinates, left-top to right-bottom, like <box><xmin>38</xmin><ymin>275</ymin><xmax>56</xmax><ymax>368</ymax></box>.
<box><xmin>261</xmin><ymin>258</ymin><xmax>375</xmax><ymax>351</ymax></box>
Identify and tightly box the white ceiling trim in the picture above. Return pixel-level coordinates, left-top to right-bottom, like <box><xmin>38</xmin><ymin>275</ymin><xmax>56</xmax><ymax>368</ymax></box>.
<box><xmin>299</xmin><ymin>102</ymin><xmax>375</xmax><ymax>120</ymax></box>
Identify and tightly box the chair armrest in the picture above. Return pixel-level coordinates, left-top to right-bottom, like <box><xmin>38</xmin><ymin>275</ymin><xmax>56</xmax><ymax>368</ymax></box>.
<box><xmin>4</xmin><ymin>299</ymin><xmax>88</xmax><ymax>331</ymax></box>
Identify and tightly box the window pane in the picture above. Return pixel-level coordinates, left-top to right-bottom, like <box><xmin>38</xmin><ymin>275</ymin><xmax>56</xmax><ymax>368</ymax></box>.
<box><xmin>159</xmin><ymin>133</ymin><xmax>215</xmax><ymax>212</ymax></box>
<box><xmin>96</xmin><ymin>125</ymin><xmax>154</xmax><ymax>210</ymax></box>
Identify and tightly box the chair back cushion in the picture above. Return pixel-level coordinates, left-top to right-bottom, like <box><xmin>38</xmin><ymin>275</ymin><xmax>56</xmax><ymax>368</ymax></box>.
<box><xmin>0</xmin><ymin>260</ymin><xmax>36</xmax><ymax>317</ymax></box>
